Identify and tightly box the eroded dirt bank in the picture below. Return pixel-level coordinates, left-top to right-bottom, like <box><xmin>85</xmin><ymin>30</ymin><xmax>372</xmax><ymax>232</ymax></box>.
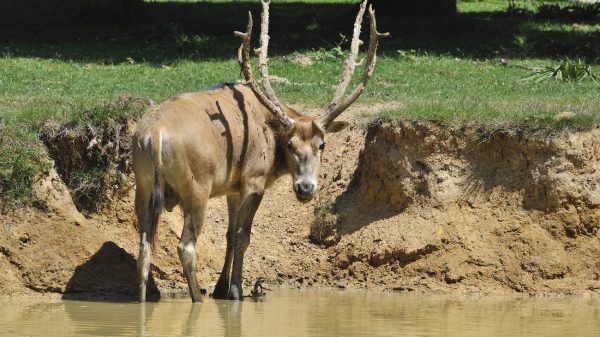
<box><xmin>1</xmin><ymin>118</ymin><xmax>599</xmax><ymax>298</ymax></box>
<box><xmin>317</xmin><ymin>120</ymin><xmax>600</xmax><ymax>295</ymax></box>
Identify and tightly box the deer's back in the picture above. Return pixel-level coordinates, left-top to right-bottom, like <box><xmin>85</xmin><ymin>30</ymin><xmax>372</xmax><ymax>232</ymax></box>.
<box><xmin>133</xmin><ymin>83</ymin><xmax>278</xmax><ymax>197</ymax></box>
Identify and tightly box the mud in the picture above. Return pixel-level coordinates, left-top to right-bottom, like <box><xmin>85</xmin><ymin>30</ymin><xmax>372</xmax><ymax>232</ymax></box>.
<box><xmin>1</xmin><ymin>113</ymin><xmax>599</xmax><ymax>299</ymax></box>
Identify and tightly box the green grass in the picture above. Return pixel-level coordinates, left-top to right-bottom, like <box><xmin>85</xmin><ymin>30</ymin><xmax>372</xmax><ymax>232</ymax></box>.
<box><xmin>377</xmin><ymin>56</ymin><xmax>598</xmax><ymax>125</ymax></box>
<box><xmin>2</xmin><ymin>46</ymin><xmax>598</xmax><ymax>129</ymax></box>
<box><xmin>0</xmin><ymin>0</ymin><xmax>599</xmax><ymax>202</ymax></box>
<box><xmin>0</xmin><ymin>125</ymin><xmax>50</xmax><ymax>204</ymax></box>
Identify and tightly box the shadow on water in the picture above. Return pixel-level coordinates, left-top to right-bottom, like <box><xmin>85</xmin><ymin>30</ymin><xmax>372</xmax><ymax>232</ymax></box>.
<box><xmin>0</xmin><ymin>1</ymin><xmax>598</xmax><ymax>63</ymax></box>
<box><xmin>62</xmin><ymin>241</ymin><xmax>160</xmax><ymax>302</ymax></box>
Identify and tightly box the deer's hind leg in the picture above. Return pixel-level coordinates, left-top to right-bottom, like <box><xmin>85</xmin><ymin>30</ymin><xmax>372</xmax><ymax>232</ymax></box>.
<box><xmin>178</xmin><ymin>183</ymin><xmax>211</xmax><ymax>303</ymax></box>
<box><xmin>135</xmin><ymin>184</ymin><xmax>153</xmax><ymax>303</ymax></box>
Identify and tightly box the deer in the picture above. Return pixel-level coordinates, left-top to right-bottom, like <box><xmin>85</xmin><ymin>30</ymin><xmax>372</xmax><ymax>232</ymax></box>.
<box><xmin>132</xmin><ymin>0</ymin><xmax>388</xmax><ymax>303</ymax></box>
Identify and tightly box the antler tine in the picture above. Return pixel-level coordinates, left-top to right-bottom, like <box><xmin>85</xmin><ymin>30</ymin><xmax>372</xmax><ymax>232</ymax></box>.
<box><xmin>328</xmin><ymin>0</ymin><xmax>368</xmax><ymax>112</ymax></box>
<box><xmin>234</xmin><ymin>12</ymin><xmax>254</xmax><ymax>81</ymax></box>
<box><xmin>234</xmin><ymin>8</ymin><xmax>295</xmax><ymax>129</ymax></box>
<box><xmin>256</xmin><ymin>0</ymin><xmax>294</xmax><ymax>128</ymax></box>
<box><xmin>320</xmin><ymin>4</ymin><xmax>389</xmax><ymax>129</ymax></box>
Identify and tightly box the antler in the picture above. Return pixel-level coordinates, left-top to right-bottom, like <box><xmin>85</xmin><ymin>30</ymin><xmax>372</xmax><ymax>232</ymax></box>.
<box><xmin>328</xmin><ymin>0</ymin><xmax>368</xmax><ymax>112</ymax></box>
<box><xmin>319</xmin><ymin>1</ymin><xmax>389</xmax><ymax>129</ymax></box>
<box><xmin>234</xmin><ymin>1</ymin><xmax>295</xmax><ymax>129</ymax></box>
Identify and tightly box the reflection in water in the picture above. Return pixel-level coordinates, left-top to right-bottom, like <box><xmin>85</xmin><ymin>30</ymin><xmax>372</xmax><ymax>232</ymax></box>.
<box><xmin>217</xmin><ymin>300</ymin><xmax>242</xmax><ymax>337</ymax></box>
<box><xmin>1</xmin><ymin>290</ymin><xmax>600</xmax><ymax>337</ymax></box>
<box><xmin>180</xmin><ymin>303</ymin><xmax>202</xmax><ymax>337</ymax></box>
<box><xmin>63</xmin><ymin>300</ymin><xmax>155</xmax><ymax>336</ymax></box>
<box><xmin>139</xmin><ymin>304</ymin><xmax>147</xmax><ymax>337</ymax></box>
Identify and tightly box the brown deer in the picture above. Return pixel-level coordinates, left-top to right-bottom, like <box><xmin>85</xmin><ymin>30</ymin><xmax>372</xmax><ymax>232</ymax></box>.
<box><xmin>132</xmin><ymin>0</ymin><xmax>387</xmax><ymax>302</ymax></box>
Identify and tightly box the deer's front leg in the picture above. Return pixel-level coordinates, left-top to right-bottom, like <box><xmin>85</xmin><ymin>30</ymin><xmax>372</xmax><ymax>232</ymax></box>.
<box><xmin>228</xmin><ymin>183</ymin><xmax>264</xmax><ymax>301</ymax></box>
<box><xmin>212</xmin><ymin>194</ymin><xmax>240</xmax><ymax>299</ymax></box>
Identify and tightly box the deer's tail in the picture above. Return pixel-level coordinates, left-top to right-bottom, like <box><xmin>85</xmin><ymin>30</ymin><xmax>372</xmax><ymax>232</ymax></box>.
<box><xmin>147</xmin><ymin>132</ymin><xmax>164</xmax><ymax>246</ymax></box>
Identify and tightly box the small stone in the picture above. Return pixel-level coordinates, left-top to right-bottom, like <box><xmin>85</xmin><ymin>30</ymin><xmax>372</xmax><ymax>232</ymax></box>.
<box><xmin>19</xmin><ymin>233</ymin><xmax>30</xmax><ymax>244</ymax></box>
<box><xmin>336</xmin><ymin>253</ymin><xmax>350</xmax><ymax>269</ymax></box>
<box><xmin>369</xmin><ymin>248</ymin><xmax>391</xmax><ymax>267</ymax></box>
<box><xmin>444</xmin><ymin>266</ymin><xmax>466</xmax><ymax>284</ymax></box>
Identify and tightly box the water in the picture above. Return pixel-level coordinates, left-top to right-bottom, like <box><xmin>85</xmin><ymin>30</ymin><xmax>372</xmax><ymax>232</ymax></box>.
<box><xmin>1</xmin><ymin>289</ymin><xmax>599</xmax><ymax>337</ymax></box>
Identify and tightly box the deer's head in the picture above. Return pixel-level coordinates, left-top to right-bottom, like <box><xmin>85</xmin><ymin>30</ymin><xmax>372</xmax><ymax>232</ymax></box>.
<box><xmin>235</xmin><ymin>0</ymin><xmax>388</xmax><ymax>202</ymax></box>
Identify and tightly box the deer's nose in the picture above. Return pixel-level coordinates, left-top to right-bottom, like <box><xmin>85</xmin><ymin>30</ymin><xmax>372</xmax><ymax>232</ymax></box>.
<box><xmin>295</xmin><ymin>182</ymin><xmax>316</xmax><ymax>199</ymax></box>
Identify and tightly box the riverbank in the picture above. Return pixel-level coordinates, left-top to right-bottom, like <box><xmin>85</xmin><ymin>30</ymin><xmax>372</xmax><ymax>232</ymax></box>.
<box><xmin>1</xmin><ymin>115</ymin><xmax>599</xmax><ymax>299</ymax></box>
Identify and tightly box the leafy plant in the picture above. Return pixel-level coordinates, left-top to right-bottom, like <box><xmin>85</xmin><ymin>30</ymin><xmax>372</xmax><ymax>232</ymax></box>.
<box><xmin>522</xmin><ymin>58</ymin><xmax>598</xmax><ymax>83</ymax></box>
<box><xmin>310</xmin><ymin>34</ymin><xmax>348</xmax><ymax>62</ymax></box>
<box><xmin>397</xmin><ymin>49</ymin><xmax>418</xmax><ymax>62</ymax></box>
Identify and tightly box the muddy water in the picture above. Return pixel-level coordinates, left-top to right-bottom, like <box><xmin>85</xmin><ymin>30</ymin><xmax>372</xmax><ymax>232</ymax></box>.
<box><xmin>1</xmin><ymin>290</ymin><xmax>599</xmax><ymax>336</ymax></box>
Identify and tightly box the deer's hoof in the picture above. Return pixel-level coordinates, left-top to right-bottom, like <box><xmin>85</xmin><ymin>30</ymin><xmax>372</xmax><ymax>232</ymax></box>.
<box><xmin>228</xmin><ymin>284</ymin><xmax>243</xmax><ymax>301</ymax></box>
<box><xmin>212</xmin><ymin>285</ymin><xmax>229</xmax><ymax>299</ymax></box>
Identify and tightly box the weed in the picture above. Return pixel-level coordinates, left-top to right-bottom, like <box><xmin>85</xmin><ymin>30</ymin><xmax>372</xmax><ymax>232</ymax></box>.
<box><xmin>310</xmin><ymin>34</ymin><xmax>348</xmax><ymax>62</ymax></box>
<box><xmin>397</xmin><ymin>49</ymin><xmax>418</xmax><ymax>62</ymax></box>
<box><xmin>310</xmin><ymin>198</ymin><xmax>338</xmax><ymax>246</ymax></box>
<box><xmin>68</xmin><ymin>167</ymin><xmax>108</xmax><ymax>208</ymax></box>
<box><xmin>522</xmin><ymin>58</ymin><xmax>598</xmax><ymax>83</ymax></box>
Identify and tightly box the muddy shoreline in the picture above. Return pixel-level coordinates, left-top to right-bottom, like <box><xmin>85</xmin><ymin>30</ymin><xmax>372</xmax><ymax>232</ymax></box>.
<box><xmin>1</xmin><ymin>117</ymin><xmax>599</xmax><ymax>299</ymax></box>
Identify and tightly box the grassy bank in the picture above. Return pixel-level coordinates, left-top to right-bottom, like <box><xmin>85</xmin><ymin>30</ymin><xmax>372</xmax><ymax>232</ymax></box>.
<box><xmin>2</xmin><ymin>55</ymin><xmax>598</xmax><ymax>127</ymax></box>
<box><xmin>0</xmin><ymin>0</ymin><xmax>599</xmax><ymax>202</ymax></box>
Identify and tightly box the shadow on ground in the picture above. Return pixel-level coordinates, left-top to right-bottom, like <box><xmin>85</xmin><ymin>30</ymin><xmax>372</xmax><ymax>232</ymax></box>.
<box><xmin>62</xmin><ymin>241</ymin><xmax>160</xmax><ymax>302</ymax></box>
<box><xmin>1</xmin><ymin>1</ymin><xmax>598</xmax><ymax>63</ymax></box>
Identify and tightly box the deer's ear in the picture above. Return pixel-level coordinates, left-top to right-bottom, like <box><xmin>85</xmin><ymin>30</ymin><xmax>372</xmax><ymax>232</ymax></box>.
<box><xmin>266</xmin><ymin>119</ymin><xmax>286</xmax><ymax>134</ymax></box>
<box><xmin>326</xmin><ymin>121</ymin><xmax>349</xmax><ymax>133</ymax></box>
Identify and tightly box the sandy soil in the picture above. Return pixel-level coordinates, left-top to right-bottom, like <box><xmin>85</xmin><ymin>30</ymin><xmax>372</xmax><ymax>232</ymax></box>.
<box><xmin>1</xmin><ymin>104</ymin><xmax>599</xmax><ymax>299</ymax></box>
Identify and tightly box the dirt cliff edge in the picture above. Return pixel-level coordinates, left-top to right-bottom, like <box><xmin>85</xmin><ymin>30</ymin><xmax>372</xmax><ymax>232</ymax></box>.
<box><xmin>1</xmin><ymin>119</ymin><xmax>599</xmax><ymax>298</ymax></box>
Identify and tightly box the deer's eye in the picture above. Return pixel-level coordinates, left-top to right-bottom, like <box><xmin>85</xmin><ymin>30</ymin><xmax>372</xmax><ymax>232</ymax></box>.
<box><xmin>287</xmin><ymin>141</ymin><xmax>293</xmax><ymax>150</ymax></box>
<box><xmin>319</xmin><ymin>142</ymin><xmax>325</xmax><ymax>151</ymax></box>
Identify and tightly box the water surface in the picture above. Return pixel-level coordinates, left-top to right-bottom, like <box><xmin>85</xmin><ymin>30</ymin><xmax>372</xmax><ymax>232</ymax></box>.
<box><xmin>1</xmin><ymin>289</ymin><xmax>599</xmax><ymax>336</ymax></box>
